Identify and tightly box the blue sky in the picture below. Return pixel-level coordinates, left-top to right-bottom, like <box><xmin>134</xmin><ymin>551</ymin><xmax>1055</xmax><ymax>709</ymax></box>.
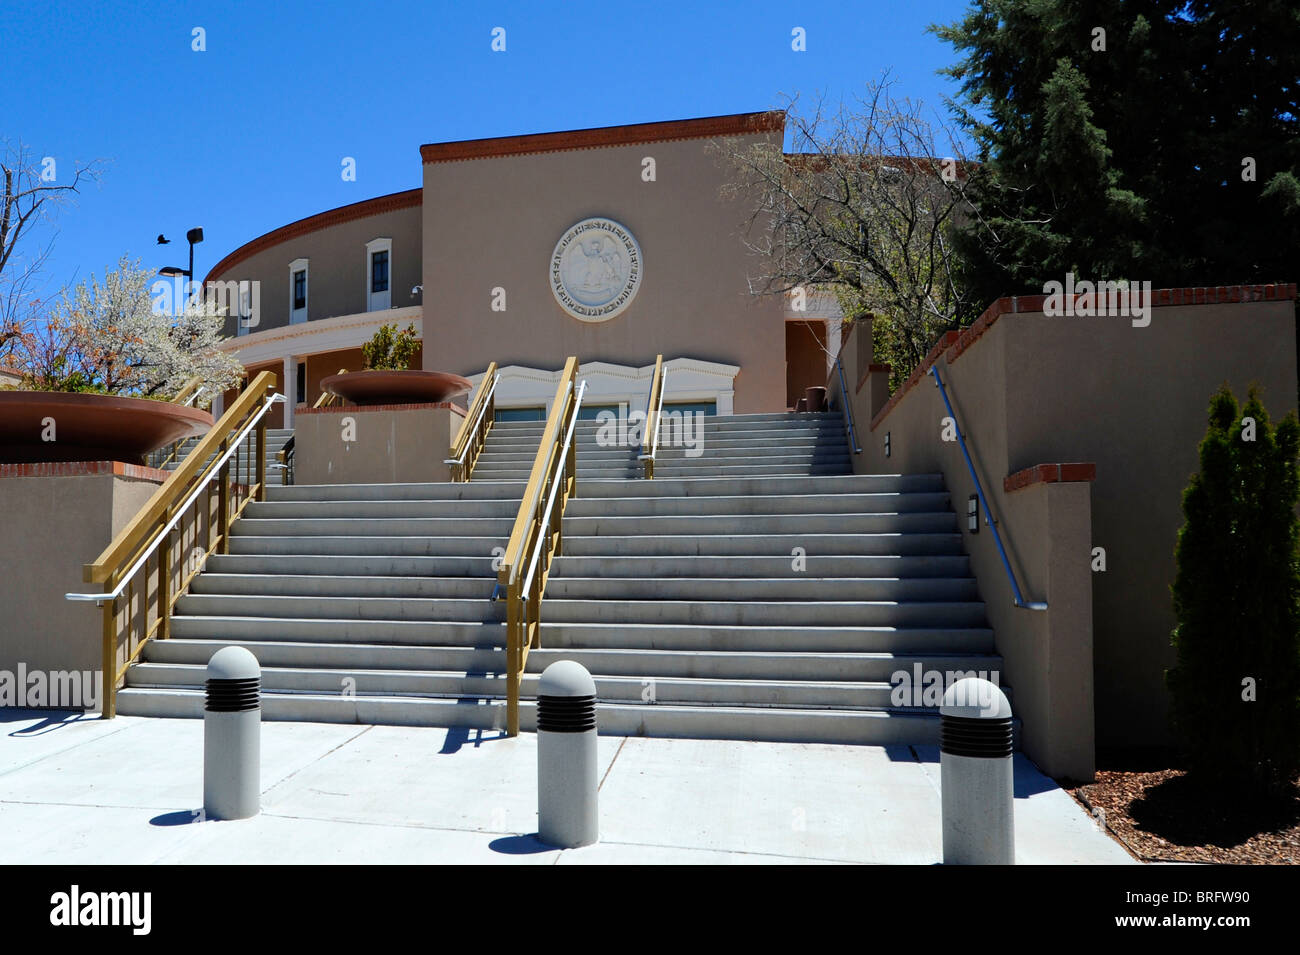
<box><xmin>3</xmin><ymin>0</ymin><xmax>973</xmax><ymax>299</ymax></box>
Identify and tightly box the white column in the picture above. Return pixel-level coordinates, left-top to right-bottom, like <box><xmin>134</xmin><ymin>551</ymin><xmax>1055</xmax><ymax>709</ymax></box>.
<box><xmin>282</xmin><ymin>355</ymin><xmax>295</xmax><ymax>429</ymax></box>
<box><xmin>826</xmin><ymin>318</ymin><xmax>842</xmax><ymax>380</ymax></box>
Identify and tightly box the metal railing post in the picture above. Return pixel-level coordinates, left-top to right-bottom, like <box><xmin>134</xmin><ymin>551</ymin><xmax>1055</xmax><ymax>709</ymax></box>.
<box><xmin>836</xmin><ymin>356</ymin><xmax>862</xmax><ymax>454</ymax></box>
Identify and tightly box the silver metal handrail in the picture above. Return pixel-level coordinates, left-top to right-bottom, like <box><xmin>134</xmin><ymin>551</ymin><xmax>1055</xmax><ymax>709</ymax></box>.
<box><xmin>636</xmin><ymin>367</ymin><xmax>667</xmax><ymax>466</ymax></box>
<box><xmin>836</xmin><ymin>356</ymin><xmax>862</xmax><ymax>454</ymax></box>
<box><xmin>520</xmin><ymin>379</ymin><xmax>587</xmax><ymax>596</ymax></box>
<box><xmin>65</xmin><ymin>392</ymin><xmax>287</xmax><ymax>604</ymax></box>
<box><xmin>444</xmin><ymin>372</ymin><xmax>501</xmax><ymax>467</ymax></box>
<box><xmin>929</xmin><ymin>365</ymin><xmax>1046</xmax><ymax>611</ymax></box>
<box><xmin>182</xmin><ymin>386</ymin><xmax>207</xmax><ymax>407</ymax></box>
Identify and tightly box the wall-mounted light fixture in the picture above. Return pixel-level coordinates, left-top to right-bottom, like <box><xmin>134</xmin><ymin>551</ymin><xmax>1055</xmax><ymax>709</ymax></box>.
<box><xmin>968</xmin><ymin>494</ymin><xmax>979</xmax><ymax>533</ymax></box>
<box><xmin>884</xmin><ymin>432</ymin><xmax>891</xmax><ymax>458</ymax></box>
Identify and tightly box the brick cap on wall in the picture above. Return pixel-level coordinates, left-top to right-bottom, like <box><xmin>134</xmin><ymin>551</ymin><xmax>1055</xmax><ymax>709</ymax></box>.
<box><xmin>420</xmin><ymin>111</ymin><xmax>784</xmax><ymax>164</ymax></box>
<box><xmin>0</xmin><ymin>460</ymin><xmax>170</xmax><ymax>481</ymax></box>
<box><xmin>1004</xmin><ymin>462</ymin><xmax>1098</xmax><ymax>493</ymax></box>
<box><xmin>868</xmin><ymin>283</ymin><xmax>1297</xmax><ymax>432</ymax></box>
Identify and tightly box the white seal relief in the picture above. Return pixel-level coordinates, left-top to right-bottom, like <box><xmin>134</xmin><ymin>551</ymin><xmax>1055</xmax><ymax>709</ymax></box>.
<box><xmin>550</xmin><ymin>218</ymin><xmax>642</xmax><ymax>322</ymax></box>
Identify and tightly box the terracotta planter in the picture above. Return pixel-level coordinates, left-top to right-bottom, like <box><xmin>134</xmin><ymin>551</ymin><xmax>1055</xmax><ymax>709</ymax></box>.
<box><xmin>0</xmin><ymin>392</ymin><xmax>214</xmax><ymax>465</ymax></box>
<box><xmin>321</xmin><ymin>369</ymin><xmax>472</xmax><ymax>406</ymax></box>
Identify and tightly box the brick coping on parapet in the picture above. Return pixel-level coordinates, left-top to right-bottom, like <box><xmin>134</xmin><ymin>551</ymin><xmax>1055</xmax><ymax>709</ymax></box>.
<box><xmin>867</xmin><ymin>283</ymin><xmax>1297</xmax><ymax>433</ymax></box>
<box><xmin>296</xmin><ymin>401</ymin><xmax>467</xmax><ymax>416</ymax></box>
<box><xmin>1004</xmin><ymin>462</ymin><xmax>1098</xmax><ymax>493</ymax></box>
<box><xmin>0</xmin><ymin>461</ymin><xmax>171</xmax><ymax>481</ymax></box>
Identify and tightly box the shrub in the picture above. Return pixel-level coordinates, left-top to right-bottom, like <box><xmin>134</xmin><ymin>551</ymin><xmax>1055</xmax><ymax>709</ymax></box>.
<box><xmin>362</xmin><ymin>323</ymin><xmax>418</xmax><ymax>371</ymax></box>
<box><xmin>1168</xmin><ymin>384</ymin><xmax>1300</xmax><ymax>796</ymax></box>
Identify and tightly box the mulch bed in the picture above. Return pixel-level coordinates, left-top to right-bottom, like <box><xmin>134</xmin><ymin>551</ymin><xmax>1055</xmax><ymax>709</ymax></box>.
<box><xmin>1068</xmin><ymin>767</ymin><xmax>1300</xmax><ymax>864</ymax></box>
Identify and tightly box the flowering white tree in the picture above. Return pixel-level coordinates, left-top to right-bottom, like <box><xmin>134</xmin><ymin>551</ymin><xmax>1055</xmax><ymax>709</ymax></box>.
<box><xmin>8</xmin><ymin>255</ymin><xmax>243</xmax><ymax>398</ymax></box>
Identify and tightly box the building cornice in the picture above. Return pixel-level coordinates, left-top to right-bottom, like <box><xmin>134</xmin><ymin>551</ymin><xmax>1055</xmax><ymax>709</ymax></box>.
<box><xmin>220</xmin><ymin>307</ymin><xmax>423</xmax><ymax>365</ymax></box>
<box><xmin>204</xmin><ymin>189</ymin><xmax>422</xmax><ymax>284</ymax></box>
<box><xmin>420</xmin><ymin>111</ymin><xmax>784</xmax><ymax>165</ymax></box>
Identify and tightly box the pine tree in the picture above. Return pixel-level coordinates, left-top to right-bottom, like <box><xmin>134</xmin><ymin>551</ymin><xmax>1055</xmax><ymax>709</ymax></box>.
<box><xmin>932</xmin><ymin>1</ymin><xmax>1300</xmax><ymax>307</ymax></box>
<box><xmin>1168</xmin><ymin>384</ymin><xmax>1300</xmax><ymax>796</ymax></box>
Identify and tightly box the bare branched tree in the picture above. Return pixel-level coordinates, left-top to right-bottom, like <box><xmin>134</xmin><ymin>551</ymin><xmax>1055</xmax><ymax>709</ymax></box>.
<box><xmin>712</xmin><ymin>77</ymin><xmax>980</xmax><ymax>386</ymax></box>
<box><xmin>0</xmin><ymin>140</ymin><xmax>103</xmax><ymax>358</ymax></box>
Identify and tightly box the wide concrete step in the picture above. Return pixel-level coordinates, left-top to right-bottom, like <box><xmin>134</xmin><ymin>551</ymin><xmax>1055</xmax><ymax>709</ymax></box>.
<box><xmin>534</xmin><ymin>598</ymin><xmax>987</xmax><ymax>628</ymax></box>
<box><xmin>143</xmin><ymin>636</ymin><xmax>1000</xmax><ymax>684</ymax></box>
<box><xmin>227</xmin><ymin>535</ymin><xmax>509</xmax><ymax>556</ymax></box>
<box><xmin>230</xmin><ymin>511</ymin><xmax>956</xmax><ymax>537</ymax></box>
<box><xmin>227</xmin><ymin>531</ymin><xmax>962</xmax><ymax>558</ymax></box>
<box><xmin>456</xmin><ymin>473</ymin><xmax>941</xmax><ymax>498</ymax></box>
<box><xmin>207</xmin><ymin>552</ymin><xmax>974</xmax><ymax>582</ymax></box>
<box><xmin>244</xmin><ymin>498</ymin><xmax>522</xmax><ymax>519</ymax></box>
<box><xmin>125</xmin><ymin>662</ymin><xmax>987</xmax><ymax>711</ymax></box>
<box><xmin>114</xmin><ymin>685</ymin><xmax>962</xmax><ymax>745</ymax></box>
<box><xmin>190</xmin><ymin>574</ymin><xmax>497</xmax><ymax>599</ymax></box>
<box><xmin>563</xmin><ymin>491</ymin><xmax>951</xmax><ymax>517</ymax></box>
<box><xmin>266</xmin><ymin>481</ymin><xmax>525</xmax><ymax>502</ymax></box>
<box><xmin>477</xmin><ymin>451</ymin><xmax>852</xmax><ymax>470</ymax></box>
<box><xmin>559</xmin><ymin>473</ymin><xmax>945</xmax><ymax>496</ymax></box>
<box><xmin>475</xmin><ymin>441</ymin><xmax>848</xmax><ymax>462</ymax></box>
<box><xmin>188</xmin><ymin>572</ymin><xmax>977</xmax><ymax>603</ymax></box>
<box><xmin>545</xmin><ymin>576</ymin><xmax>980</xmax><ymax>602</ymax></box>
<box><xmin>550</xmin><ymin>554</ymin><xmax>973</xmax><ymax>578</ymax></box>
<box><xmin>231</xmin><ymin>517</ymin><xmax>519</xmax><ymax>537</ymax></box>
<box><xmin>492</xmin><ymin>411</ymin><xmax>840</xmax><ymax>429</ymax></box>
<box><xmin>474</xmin><ymin>463</ymin><xmax>853</xmax><ymax>479</ymax></box>
<box><xmin>115</xmin><ymin>687</ymin><xmax>505</xmax><ymax>729</ymax></box>
<box><xmin>241</xmin><ymin>490</ymin><xmax>950</xmax><ymax>520</ymax></box>
<box><xmin>203</xmin><ymin>554</ymin><xmax>501</xmax><ymax>577</ymax></box>
<box><xmin>178</xmin><ymin>592</ymin><xmax>983</xmax><ymax>627</ymax></box>
<box><xmin>558</xmin><ymin>532</ymin><xmax>966</xmax><ymax>557</ymax></box>
<box><xmin>485</xmin><ymin>432</ymin><xmax>848</xmax><ymax>452</ymax></box>
<box><xmin>159</xmin><ymin>621</ymin><xmax>996</xmax><ymax>655</ymax></box>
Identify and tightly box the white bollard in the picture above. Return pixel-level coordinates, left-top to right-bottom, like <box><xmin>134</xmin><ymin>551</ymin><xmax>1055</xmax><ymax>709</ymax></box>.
<box><xmin>536</xmin><ymin>660</ymin><xmax>598</xmax><ymax>848</ymax></box>
<box><xmin>203</xmin><ymin>646</ymin><xmax>261</xmax><ymax>821</ymax></box>
<box><xmin>940</xmin><ymin>677</ymin><xmax>1014</xmax><ymax>865</ymax></box>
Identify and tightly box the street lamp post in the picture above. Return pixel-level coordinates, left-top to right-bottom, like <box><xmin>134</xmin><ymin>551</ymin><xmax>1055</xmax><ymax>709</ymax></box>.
<box><xmin>158</xmin><ymin>227</ymin><xmax>204</xmax><ymax>311</ymax></box>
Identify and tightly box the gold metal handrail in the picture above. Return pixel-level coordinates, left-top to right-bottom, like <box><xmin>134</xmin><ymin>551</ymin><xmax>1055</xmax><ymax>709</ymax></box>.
<box><xmin>446</xmin><ymin>362</ymin><xmax>499</xmax><ymax>482</ymax></box>
<box><xmin>67</xmin><ymin>371</ymin><xmax>281</xmax><ymax>717</ymax></box>
<box><xmin>638</xmin><ymin>354</ymin><xmax>666</xmax><ymax>478</ymax></box>
<box><xmin>497</xmin><ymin>357</ymin><xmax>583</xmax><ymax>735</ymax></box>
<box><xmin>314</xmin><ymin>368</ymin><xmax>348</xmax><ymax>408</ymax></box>
<box><xmin>172</xmin><ymin>376</ymin><xmax>204</xmax><ymax>406</ymax></box>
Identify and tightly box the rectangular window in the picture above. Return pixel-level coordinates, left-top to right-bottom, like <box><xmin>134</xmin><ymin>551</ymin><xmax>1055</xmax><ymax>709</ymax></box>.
<box><xmin>371</xmin><ymin>251</ymin><xmax>389</xmax><ymax>294</ymax></box>
<box><xmin>293</xmin><ymin>270</ymin><xmax>307</xmax><ymax>311</ymax></box>
<box><xmin>495</xmin><ymin>406</ymin><xmax>547</xmax><ymax>422</ymax></box>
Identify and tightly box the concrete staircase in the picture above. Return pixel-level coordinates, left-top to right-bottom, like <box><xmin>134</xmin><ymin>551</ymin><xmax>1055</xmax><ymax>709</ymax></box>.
<box><xmin>117</xmin><ymin>412</ymin><xmax>1004</xmax><ymax>745</ymax></box>
<box><xmin>153</xmin><ymin>428</ymin><xmax>294</xmax><ymax>476</ymax></box>
<box><xmin>472</xmin><ymin>412</ymin><xmax>850</xmax><ymax>479</ymax></box>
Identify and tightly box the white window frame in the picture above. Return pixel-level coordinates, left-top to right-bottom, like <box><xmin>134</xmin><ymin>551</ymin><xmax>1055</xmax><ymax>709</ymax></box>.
<box><xmin>289</xmin><ymin>257</ymin><xmax>309</xmax><ymax>324</ymax></box>
<box><xmin>365</xmin><ymin>237</ymin><xmax>392</xmax><ymax>312</ymax></box>
<box><xmin>235</xmin><ymin>281</ymin><xmax>254</xmax><ymax>337</ymax></box>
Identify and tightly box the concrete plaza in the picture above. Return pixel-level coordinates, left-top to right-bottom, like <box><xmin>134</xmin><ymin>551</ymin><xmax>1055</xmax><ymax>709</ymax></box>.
<box><xmin>0</xmin><ymin>709</ymin><xmax>1133</xmax><ymax>864</ymax></box>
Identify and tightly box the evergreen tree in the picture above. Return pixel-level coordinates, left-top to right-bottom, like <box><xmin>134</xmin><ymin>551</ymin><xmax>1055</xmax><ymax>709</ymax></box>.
<box><xmin>1169</xmin><ymin>384</ymin><xmax>1300</xmax><ymax>796</ymax></box>
<box><xmin>932</xmin><ymin>1</ymin><xmax>1300</xmax><ymax>307</ymax></box>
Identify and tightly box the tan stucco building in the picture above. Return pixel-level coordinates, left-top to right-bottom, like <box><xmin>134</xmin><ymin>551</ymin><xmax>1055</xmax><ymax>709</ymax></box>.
<box><xmin>205</xmin><ymin>112</ymin><xmax>839</xmax><ymax>426</ymax></box>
